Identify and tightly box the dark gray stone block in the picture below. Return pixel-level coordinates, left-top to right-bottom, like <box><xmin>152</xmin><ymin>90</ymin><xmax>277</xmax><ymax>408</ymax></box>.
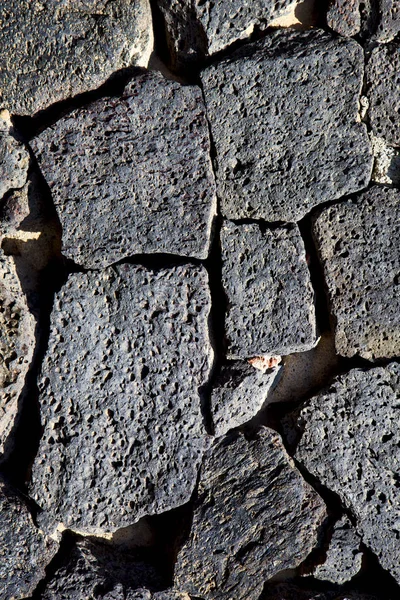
<box><xmin>174</xmin><ymin>428</ymin><xmax>327</xmax><ymax>600</ymax></box>
<box><xmin>0</xmin><ymin>0</ymin><xmax>153</xmax><ymax>116</ymax></box>
<box><xmin>30</xmin><ymin>264</ymin><xmax>213</xmax><ymax>535</ymax></box>
<box><xmin>263</xmin><ymin>583</ymin><xmax>379</xmax><ymax>600</ymax></box>
<box><xmin>327</xmin><ymin>0</ymin><xmax>361</xmax><ymax>36</ymax></box>
<box><xmin>296</xmin><ymin>363</ymin><xmax>400</xmax><ymax>584</ymax></box>
<box><xmin>221</xmin><ymin>222</ymin><xmax>317</xmax><ymax>359</ymax></box>
<box><xmin>201</xmin><ymin>30</ymin><xmax>372</xmax><ymax>222</ymax></box>
<box><xmin>314</xmin><ymin>516</ymin><xmax>362</xmax><ymax>584</ymax></box>
<box><xmin>0</xmin><ymin>110</ymin><xmax>29</xmax><ymax>200</ymax></box>
<box><xmin>327</xmin><ymin>0</ymin><xmax>400</xmax><ymax>41</ymax></box>
<box><xmin>367</xmin><ymin>44</ymin><xmax>400</xmax><ymax>147</ymax></box>
<box><xmin>0</xmin><ymin>481</ymin><xmax>57</xmax><ymax>599</ymax></box>
<box><xmin>31</xmin><ymin>71</ymin><xmax>216</xmax><ymax>268</ymax></box>
<box><xmin>312</xmin><ymin>187</ymin><xmax>400</xmax><ymax>360</ymax></box>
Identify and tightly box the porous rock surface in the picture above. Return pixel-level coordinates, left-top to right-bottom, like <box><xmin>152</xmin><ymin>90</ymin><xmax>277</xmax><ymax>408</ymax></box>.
<box><xmin>262</xmin><ymin>582</ymin><xmax>379</xmax><ymax>600</ymax></box>
<box><xmin>201</xmin><ymin>29</ymin><xmax>372</xmax><ymax>222</ymax></box>
<box><xmin>0</xmin><ymin>0</ymin><xmax>153</xmax><ymax>116</ymax></box>
<box><xmin>210</xmin><ymin>360</ymin><xmax>281</xmax><ymax>437</ymax></box>
<box><xmin>31</xmin><ymin>71</ymin><xmax>216</xmax><ymax>268</ymax></box>
<box><xmin>0</xmin><ymin>110</ymin><xmax>29</xmax><ymax>200</ymax></box>
<box><xmin>367</xmin><ymin>44</ymin><xmax>400</xmax><ymax>147</ymax></box>
<box><xmin>312</xmin><ymin>186</ymin><xmax>400</xmax><ymax>360</ymax></box>
<box><xmin>296</xmin><ymin>363</ymin><xmax>400</xmax><ymax>584</ymax></box>
<box><xmin>30</xmin><ymin>264</ymin><xmax>213</xmax><ymax>535</ymax></box>
<box><xmin>0</xmin><ymin>480</ymin><xmax>57</xmax><ymax>599</ymax></box>
<box><xmin>314</xmin><ymin>516</ymin><xmax>362</xmax><ymax>584</ymax></box>
<box><xmin>327</xmin><ymin>0</ymin><xmax>400</xmax><ymax>41</ymax></box>
<box><xmin>327</xmin><ymin>0</ymin><xmax>361</xmax><ymax>36</ymax></box>
<box><xmin>174</xmin><ymin>428</ymin><xmax>327</xmax><ymax>600</ymax></box>
<box><xmin>221</xmin><ymin>221</ymin><xmax>317</xmax><ymax>359</ymax></box>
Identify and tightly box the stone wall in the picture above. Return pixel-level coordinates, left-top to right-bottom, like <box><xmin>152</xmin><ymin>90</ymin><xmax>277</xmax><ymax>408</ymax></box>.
<box><xmin>0</xmin><ymin>1</ymin><xmax>399</xmax><ymax>598</ymax></box>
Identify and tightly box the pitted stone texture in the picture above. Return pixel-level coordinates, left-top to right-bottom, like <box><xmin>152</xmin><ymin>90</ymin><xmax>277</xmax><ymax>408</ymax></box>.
<box><xmin>367</xmin><ymin>44</ymin><xmax>400</xmax><ymax>147</ymax></box>
<box><xmin>221</xmin><ymin>222</ymin><xmax>316</xmax><ymax>359</ymax></box>
<box><xmin>263</xmin><ymin>583</ymin><xmax>379</xmax><ymax>600</ymax></box>
<box><xmin>0</xmin><ymin>0</ymin><xmax>153</xmax><ymax>116</ymax></box>
<box><xmin>328</xmin><ymin>0</ymin><xmax>400</xmax><ymax>41</ymax></box>
<box><xmin>201</xmin><ymin>30</ymin><xmax>372</xmax><ymax>222</ymax></box>
<box><xmin>30</xmin><ymin>264</ymin><xmax>212</xmax><ymax>535</ymax></box>
<box><xmin>327</xmin><ymin>0</ymin><xmax>361</xmax><ymax>36</ymax></box>
<box><xmin>374</xmin><ymin>0</ymin><xmax>400</xmax><ymax>41</ymax></box>
<box><xmin>0</xmin><ymin>111</ymin><xmax>29</xmax><ymax>200</ymax></box>
<box><xmin>0</xmin><ymin>480</ymin><xmax>57</xmax><ymax>599</ymax></box>
<box><xmin>314</xmin><ymin>516</ymin><xmax>362</xmax><ymax>584</ymax></box>
<box><xmin>174</xmin><ymin>428</ymin><xmax>327</xmax><ymax>600</ymax></box>
<box><xmin>296</xmin><ymin>363</ymin><xmax>400</xmax><ymax>584</ymax></box>
<box><xmin>371</xmin><ymin>135</ymin><xmax>400</xmax><ymax>186</ymax></box>
<box><xmin>313</xmin><ymin>187</ymin><xmax>400</xmax><ymax>360</ymax></box>
<box><xmin>210</xmin><ymin>361</ymin><xmax>281</xmax><ymax>436</ymax></box>
<box><xmin>31</xmin><ymin>71</ymin><xmax>216</xmax><ymax>268</ymax></box>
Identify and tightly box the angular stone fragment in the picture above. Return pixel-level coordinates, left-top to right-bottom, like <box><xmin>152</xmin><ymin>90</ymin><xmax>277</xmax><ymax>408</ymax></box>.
<box><xmin>0</xmin><ymin>0</ymin><xmax>153</xmax><ymax>116</ymax></box>
<box><xmin>210</xmin><ymin>361</ymin><xmax>281</xmax><ymax>436</ymax></box>
<box><xmin>174</xmin><ymin>428</ymin><xmax>327</xmax><ymax>600</ymax></box>
<box><xmin>31</xmin><ymin>71</ymin><xmax>216</xmax><ymax>268</ymax></box>
<box><xmin>201</xmin><ymin>30</ymin><xmax>372</xmax><ymax>222</ymax></box>
<box><xmin>327</xmin><ymin>0</ymin><xmax>400</xmax><ymax>42</ymax></box>
<box><xmin>314</xmin><ymin>516</ymin><xmax>362</xmax><ymax>584</ymax></box>
<box><xmin>0</xmin><ymin>110</ymin><xmax>29</xmax><ymax>200</ymax></box>
<box><xmin>327</xmin><ymin>0</ymin><xmax>361</xmax><ymax>36</ymax></box>
<box><xmin>263</xmin><ymin>583</ymin><xmax>379</xmax><ymax>600</ymax></box>
<box><xmin>367</xmin><ymin>44</ymin><xmax>400</xmax><ymax>147</ymax></box>
<box><xmin>296</xmin><ymin>363</ymin><xmax>400</xmax><ymax>584</ymax></box>
<box><xmin>370</xmin><ymin>135</ymin><xmax>400</xmax><ymax>186</ymax></box>
<box><xmin>221</xmin><ymin>222</ymin><xmax>317</xmax><ymax>359</ymax></box>
<box><xmin>30</xmin><ymin>264</ymin><xmax>212</xmax><ymax>535</ymax></box>
<box><xmin>0</xmin><ymin>480</ymin><xmax>57</xmax><ymax>598</ymax></box>
<box><xmin>313</xmin><ymin>187</ymin><xmax>400</xmax><ymax>360</ymax></box>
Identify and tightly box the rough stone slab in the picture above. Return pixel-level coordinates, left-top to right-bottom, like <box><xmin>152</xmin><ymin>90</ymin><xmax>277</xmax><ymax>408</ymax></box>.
<box><xmin>328</xmin><ymin>0</ymin><xmax>400</xmax><ymax>41</ymax></box>
<box><xmin>0</xmin><ymin>110</ymin><xmax>29</xmax><ymax>200</ymax></box>
<box><xmin>296</xmin><ymin>363</ymin><xmax>400</xmax><ymax>584</ymax></box>
<box><xmin>327</xmin><ymin>0</ymin><xmax>361</xmax><ymax>36</ymax></box>
<box><xmin>263</xmin><ymin>583</ymin><xmax>379</xmax><ymax>600</ymax></box>
<box><xmin>0</xmin><ymin>480</ymin><xmax>58</xmax><ymax>598</ymax></box>
<box><xmin>201</xmin><ymin>30</ymin><xmax>372</xmax><ymax>222</ymax></box>
<box><xmin>314</xmin><ymin>516</ymin><xmax>362</xmax><ymax>584</ymax></box>
<box><xmin>210</xmin><ymin>361</ymin><xmax>281</xmax><ymax>436</ymax></box>
<box><xmin>221</xmin><ymin>222</ymin><xmax>317</xmax><ymax>359</ymax></box>
<box><xmin>370</xmin><ymin>135</ymin><xmax>400</xmax><ymax>186</ymax></box>
<box><xmin>367</xmin><ymin>44</ymin><xmax>400</xmax><ymax>147</ymax></box>
<box><xmin>174</xmin><ymin>428</ymin><xmax>327</xmax><ymax>600</ymax></box>
<box><xmin>31</xmin><ymin>71</ymin><xmax>216</xmax><ymax>268</ymax></box>
<box><xmin>0</xmin><ymin>0</ymin><xmax>153</xmax><ymax>116</ymax></box>
<box><xmin>312</xmin><ymin>187</ymin><xmax>400</xmax><ymax>360</ymax></box>
<box><xmin>30</xmin><ymin>264</ymin><xmax>213</xmax><ymax>535</ymax></box>
<box><xmin>374</xmin><ymin>0</ymin><xmax>400</xmax><ymax>41</ymax></box>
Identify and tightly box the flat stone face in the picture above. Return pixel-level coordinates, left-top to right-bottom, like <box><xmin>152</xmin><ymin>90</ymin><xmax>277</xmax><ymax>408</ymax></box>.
<box><xmin>327</xmin><ymin>0</ymin><xmax>361</xmax><ymax>36</ymax></box>
<box><xmin>296</xmin><ymin>363</ymin><xmax>400</xmax><ymax>584</ymax></box>
<box><xmin>367</xmin><ymin>44</ymin><xmax>400</xmax><ymax>147</ymax></box>
<box><xmin>174</xmin><ymin>428</ymin><xmax>326</xmax><ymax>600</ymax></box>
<box><xmin>263</xmin><ymin>583</ymin><xmax>379</xmax><ymax>600</ymax></box>
<box><xmin>0</xmin><ymin>111</ymin><xmax>29</xmax><ymax>200</ymax></box>
<box><xmin>312</xmin><ymin>187</ymin><xmax>400</xmax><ymax>360</ymax></box>
<box><xmin>30</xmin><ymin>264</ymin><xmax>213</xmax><ymax>535</ymax></box>
<box><xmin>201</xmin><ymin>30</ymin><xmax>372</xmax><ymax>222</ymax></box>
<box><xmin>221</xmin><ymin>222</ymin><xmax>316</xmax><ymax>359</ymax></box>
<box><xmin>314</xmin><ymin>516</ymin><xmax>362</xmax><ymax>584</ymax></box>
<box><xmin>31</xmin><ymin>72</ymin><xmax>216</xmax><ymax>268</ymax></box>
<box><xmin>327</xmin><ymin>1</ymin><xmax>400</xmax><ymax>41</ymax></box>
<box><xmin>0</xmin><ymin>0</ymin><xmax>153</xmax><ymax>116</ymax></box>
<box><xmin>210</xmin><ymin>361</ymin><xmax>281</xmax><ymax>437</ymax></box>
<box><xmin>0</xmin><ymin>481</ymin><xmax>57</xmax><ymax>598</ymax></box>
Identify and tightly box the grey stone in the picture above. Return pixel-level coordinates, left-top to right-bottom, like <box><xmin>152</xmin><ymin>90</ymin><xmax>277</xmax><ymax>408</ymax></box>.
<box><xmin>30</xmin><ymin>264</ymin><xmax>213</xmax><ymax>535</ymax></box>
<box><xmin>201</xmin><ymin>30</ymin><xmax>372</xmax><ymax>222</ymax></box>
<box><xmin>0</xmin><ymin>0</ymin><xmax>153</xmax><ymax>116</ymax></box>
<box><xmin>262</xmin><ymin>583</ymin><xmax>379</xmax><ymax>600</ymax></box>
<box><xmin>31</xmin><ymin>71</ymin><xmax>216</xmax><ymax>268</ymax></box>
<box><xmin>328</xmin><ymin>0</ymin><xmax>400</xmax><ymax>41</ymax></box>
<box><xmin>0</xmin><ymin>110</ymin><xmax>29</xmax><ymax>200</ymax></box>
<box><xmin>314</xmin><ymin>516</ymin><xmax>362</xmax><ymax>584</ymax></box>
<box><xmin>367</xmin><ymin>44</ymin><xmax>400</xmax><ymax>147</ymax></box>
<box><xmin>312</xmin><ymin>186</ymin><xmax>400</xmax><ymax>360</ymax></box>
<box><xmin>327</xmin><ymin>0</ymin><xmax>361</xmax><ymax>36</ymax></box>
<box><xmin>221</xmin><ymin>222</ymin><xmax>317</xmax><ymax>359</ymax></box>
<box><xmin>370</xmin><ymin>135</ymin><xmax>400</xmax><ymax>186</ymax></box>
<box><xmin>210</xmin><ymin>361</ymin><xmax>281</xmax><ymax>437</ymax></box>
<box><xmin>296</xmin><ymin>363</ymin><xmax>400</xmax><ymax>584</ymax></box>
<box><xmin>0</xmin><ymin>480</ymin><xmax>57</xmax><ymax>598</ymax></box>
<box><xmin>174</xmin><ymin>428</ymin><xmax>327</xmax><ymax>600</ymax></box>
<box><xmin>374</xmin><ymin>0</ymin><xmax>400</xmax><ymax>41</ymax></box>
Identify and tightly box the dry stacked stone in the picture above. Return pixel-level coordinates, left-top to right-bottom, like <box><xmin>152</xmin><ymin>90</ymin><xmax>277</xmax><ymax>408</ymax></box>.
<box><xmin>0</xmin><ymin>111</ymin><xmax>29</xmax><ymax>200</ymax></box>
<box><xmin>327</xmin><ymin>0</ymin><xmax>400</xmax><ymax>41</ymax></box>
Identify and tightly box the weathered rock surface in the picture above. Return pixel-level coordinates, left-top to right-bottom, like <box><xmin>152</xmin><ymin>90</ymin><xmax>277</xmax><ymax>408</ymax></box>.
<box><xmin>262</xmin><ymin>583</ymin><xmax>379</xmax><ymax>600</ymax></box>
<box><xmin>0</xmin><ymin>110</ymin><xmax>29</xmax><ymax>200</ymax></box>
<box><xmin>0</xmin><ymin>0</ymin><xmax>153</xmax><ymax>116</ymax></box>
<box><xmin>312</xmin><ymin>187</ymin><xmax>400</xmax><ymax>360</ymax></box>
<box><xmin>31</xmin><ymin>71</ymin><xmax>216</xmax><ymax>268</ymax></box>
<box><xmin>327</xmin><ymin>0</ymin><xmax>361</xmax><ymax>36</ymax></box>
<box><xmin>314</xmin><ymin>516</ymin><xmax>362</xmax><ymax>584</ymax></box>
<box><xmin>221</xmin><ymin>222</ymin><xmax>316</xmax><ymax>359</ymax></box>
<box><xmin>327</xmin><ymin>0</ymin><xmax>400</xmax><ymax>41</ymax></box>
<box><xmin>174</xmin><ymin>428</ymin><xmax>327</xmax><ymax>600</ymax></box>
<box><xmin>210</xmin><ymin>361</ymin><xmax>281</xmax><ymax>436</ymax></box>
<box><xmin>370</xmin><ymin>135</ymin><xmax>400</xmax><ymax>186</ymax></box>
<box><xmin>0</xmin><ymin>480</ymin><xmax>57</xmax><ymax>598</ymax></box>
<box><xmin>30</xmin><ymin>264</ymin><xmax>213</xmax><ymax>535</ymax></box>
<box><xmin>296</xmin><ymin>363</ymin><xmax>400</xmax><ymax>584</ymax></box>
<box><xmin>367</xmin><ymin>44</ymin><xmax>400</xmax><ymax>147</ymax></box>
<box><xmin>201</xmin><ymin>30</ymin><xmax>372</xmax><ymax>222</ymax></box>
